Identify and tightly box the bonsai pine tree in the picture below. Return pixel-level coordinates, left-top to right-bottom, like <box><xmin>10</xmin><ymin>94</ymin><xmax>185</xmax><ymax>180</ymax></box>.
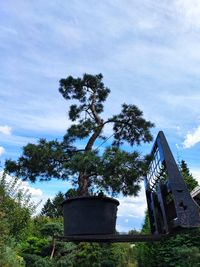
<box><xmin>5</xmin><ymin>74</ymin><xmax>154</xmax><ymax>196</ymax></box>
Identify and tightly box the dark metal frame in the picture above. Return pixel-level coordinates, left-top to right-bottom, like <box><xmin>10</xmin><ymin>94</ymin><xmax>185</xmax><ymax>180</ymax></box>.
<box><xmin>145</xmin><ymin>131</ymin><xmax>200</xmax><ymax>234</ymax></box>
<box><xmin>56</xmin><ymin>131</ymin><xmax>200</xmax><ymax>243</ymax></box>
<box><xmin>53</xmin><ymin>233</ymin><xmax>172</xmax><ymax>243</ymax></box>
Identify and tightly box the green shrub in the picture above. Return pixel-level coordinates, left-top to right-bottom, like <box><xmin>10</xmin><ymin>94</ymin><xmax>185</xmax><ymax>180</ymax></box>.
<box><xmin>22</xmin><ymin>254</ymin><xmax>52</xmax><ymax>267</ymax></box>
<box><xmin>40</xmin><ymin>222</ymin><xmax>63</xmax><ymax>237</ymax></box>
<box><xmin>21</xmin><ymin>236</ymin><xmax>49</xmax><ymax>256</ymax></box>
<box><xmin>0</xmin><ymin>243</ymin><xmax>25</xmax><ymax>267</ymax></box>
<box><xmin>101</xmin><ymin>260</ymin><xmax>116</xmax><ymax>267</ymax></box>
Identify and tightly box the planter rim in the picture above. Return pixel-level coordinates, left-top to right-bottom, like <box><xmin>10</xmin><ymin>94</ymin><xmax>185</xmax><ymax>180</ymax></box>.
<box><xmin>62</xmin><ymin>195</ymin><xmax>119</xmax><ymax>206</ymax></box>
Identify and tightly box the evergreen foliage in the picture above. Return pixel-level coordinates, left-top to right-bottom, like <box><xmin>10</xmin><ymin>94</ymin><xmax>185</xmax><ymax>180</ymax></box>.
<box><xmin>0</xmin><ymin>172</ymin><xmax>34</xmax><ymax>240</ymax></box>
<box><xmin>179</xmin><ymin>160</ymin><xmax>198</xmax><ymax>192</ymax></box>
<box><xmin>41</xmin><ymin>192</ymin><xmax>65</xmax><ymax>218</ymax></box>
<box><xmin>0</xmin><ymin>172</ymin><xmax>33</xmax><ymax>266</ymax></box>
<box><xmin>5</xmin><ymin>73</ymin><xmax>154</xmax><ymax>196</ymax></box>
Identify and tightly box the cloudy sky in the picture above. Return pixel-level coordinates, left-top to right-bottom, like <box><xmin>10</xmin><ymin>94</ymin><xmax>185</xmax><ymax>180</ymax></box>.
<box><xmin>1</xmin><ymin>0</ymin><xmax>200</xmax><ymax>232</ymax></box>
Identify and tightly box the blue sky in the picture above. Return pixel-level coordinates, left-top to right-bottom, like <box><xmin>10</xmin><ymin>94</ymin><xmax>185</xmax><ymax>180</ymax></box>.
<box><xmin>1</xmin><ymin>0</ymin><xmax>200</xmax><ymax>232</ymax></box>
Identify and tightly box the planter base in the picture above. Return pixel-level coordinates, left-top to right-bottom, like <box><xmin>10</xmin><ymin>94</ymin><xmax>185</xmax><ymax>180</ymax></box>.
<box><xmin>62</xmin><ymin>196</ymin><xmax>119</xmax><ymax>236</ymax></box>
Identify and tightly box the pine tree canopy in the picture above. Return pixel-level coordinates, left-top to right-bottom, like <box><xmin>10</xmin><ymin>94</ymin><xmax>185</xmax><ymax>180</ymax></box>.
<box><xmin>5</xmin><ymin>73</ymin><xmax>154</xmax><ymax>196</ymax></box>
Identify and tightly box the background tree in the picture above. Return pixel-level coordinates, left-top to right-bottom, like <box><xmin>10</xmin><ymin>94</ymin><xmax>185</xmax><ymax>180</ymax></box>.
<box><xmin>5</xmin><ymin>73</ymin><xmax>154</xmax><ymax>197</ymax></box>
<box><xmin>41</xmin><ymin>192</ymin><xmax>65</xmax><ymax>218</ymax></box>
<box><xmin>179</xmin><ymin>160</ymin><xmax>198</xmax><ymax>192</ymax></box>
<box><xmin>0</xmin><ymin>172</ymin><xmax>35</xmax><ymax>241</ymax></box>
<box><xmin>0</xmin><ymin>172</ymin><xmax>36</xmax><ymax>266</ymax></box>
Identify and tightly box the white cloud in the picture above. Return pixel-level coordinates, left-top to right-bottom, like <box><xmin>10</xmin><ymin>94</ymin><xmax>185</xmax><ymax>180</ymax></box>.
<box><xmin>183</xmin><ymin>125</ymin><xmax>200</xmax><ymax>148</ymax></box>
<box><xmin>14</xmin><ymin>180</ymin><xmax>43</xmax><ymax>198</ymax></box>
<box><xmin>0</xmin><ymin>146</ymin><xmax>5</xmax><ymax>156</ymax></box>
<box><xmin>115</xmin><ymin>184</ymin><xmax>147</xmax><ymax>231</ymax></box>
<box><xmin>175</xmin><ymin>0</ymin><xmax>200</xmax><ymax>29</ymax></box>
<box><xmin>159</xmin><ymin>94</ymin><xmax>200</xmax><ymax>114</ymax></box>
<box><xmin>0</xmin><ymin>125</ymin><xmax>11</xmax><ymax>135</ymax></box>
<box><xmin>191</xmin><ymin>168</ymin><xmax>200</xmax><ymax>185</ymax></box>
<box><xmin>117</xmin><ymin>184</ymin><xmax>147</xmax><ymax>220</ymax></box>
<box><xmin>176</xmin><ymin>143</ymin><xmax>180</xmax><ymax>150</ymax></box>
<box><xmin>1</xmin><ymin>134</ymin><xmax>36</xmax><ymax>148</ymax></box>
<box><xmin>3</xmin><ymin>173</ymin><xmax>43</xmax><ymax>197</ymax></box>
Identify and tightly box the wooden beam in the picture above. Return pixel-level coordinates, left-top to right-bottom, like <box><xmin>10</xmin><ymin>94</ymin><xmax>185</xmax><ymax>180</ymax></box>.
<box><xmin>54</xmin><ymin>234</ymin><xmax>172</xmax><ymax>243</ymax></box>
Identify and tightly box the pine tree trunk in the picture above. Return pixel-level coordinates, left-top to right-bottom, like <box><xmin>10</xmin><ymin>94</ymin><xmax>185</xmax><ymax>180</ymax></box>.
<box><xmin>78</xmin><ymin>173</ymin><xmax>89</xmax><ymax>196</ymax></box>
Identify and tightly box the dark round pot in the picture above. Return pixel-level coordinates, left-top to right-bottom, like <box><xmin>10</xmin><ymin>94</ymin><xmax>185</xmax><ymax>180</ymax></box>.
<box><xmin>62</xmin><ymin>196</ymin><xmax>119</xmax><ymax>236</ymax></box>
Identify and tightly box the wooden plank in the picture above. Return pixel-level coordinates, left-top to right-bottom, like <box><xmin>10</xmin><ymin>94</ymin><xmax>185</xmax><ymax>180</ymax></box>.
<box><xmin>54</xmin><ymin>234</ymin><xmax>172</xmax><ymax>243</ymax></box>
